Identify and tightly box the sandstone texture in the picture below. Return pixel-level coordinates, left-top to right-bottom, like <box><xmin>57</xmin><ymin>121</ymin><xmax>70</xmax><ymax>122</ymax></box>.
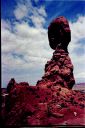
<box><xmin>1</xmin><ymin>79</ymin><xmax>85</xmax><ymax>126</ymax></box>
<box><xmin>36</xmin><ymin>47</ymin><xmax>75</xmax><ymax>89</ymax></box>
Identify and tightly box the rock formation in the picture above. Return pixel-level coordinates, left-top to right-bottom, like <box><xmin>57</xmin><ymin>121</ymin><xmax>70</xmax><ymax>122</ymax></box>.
<box><xmin>48</xmin><ymin>16</ymin><xmax>71</xmax><ymax>50</ymax></box>
<box><xmin>37</xmin><ymin>47</ymin><xmax>75</xmax><ymax>89</ymax></box>
<box><xmin>7</xmin><ymin>78</ymin><xmax>16</xmax><ymax>93</ymax></box>
<box><xmin>2</xmin><ymin>81</ymin><xmax>85</xmax><ymax>126</ymax></box>
<box><xmin>1</xmin><ymin>16</ymin><xmax>85</xmax><ymax>126</ymax></box>
<box><xmin>37</xmin><ymin>16</ymin><xmax>75</xmax><ymax>89</ymax></box>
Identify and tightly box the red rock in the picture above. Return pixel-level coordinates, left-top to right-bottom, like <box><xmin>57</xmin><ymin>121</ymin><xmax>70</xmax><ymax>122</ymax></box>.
<box><xmin>3</xmin><ymin>81</ymin><xmax>85</xmax><ymax>126</ymax></box>
<box><xmin>37</xmin><ymin>46</ymin><xmax>75</xmax><ymax>89</ymax></box>
<box><xmin>48</xmin><ymin>16</ymin><xmax>71</xmax><ymax>50</ymax></box>
<box><xmin>26</xmin><ymin>116</ymin><xmax>41</xmax><ymax>125</ymax></box>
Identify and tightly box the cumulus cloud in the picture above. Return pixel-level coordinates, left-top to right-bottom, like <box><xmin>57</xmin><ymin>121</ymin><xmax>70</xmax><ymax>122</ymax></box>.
<box><xmin>1</xmin><ymin>1</ymin><xmax>52</xmax><ymax>87</ymax></box>
<box><xmin>14</xmin><ymin>0</ymin><xmax>47</xmax><ymax>28</ymax></box>
<box><xmin>14</xmin><ymin>4</ymin><xmax>28</xmax><ymax>20</ymax></box>
<box><xmin>69</xmin><ymin>16</ymin><xmax>85</xmax><ymax>52</ymax></box>
<box><xmin>1</xmin><ymin>0</ymin><xmax>85</xmax><ymax>87</ymax></box>
<box><xmin>1</xmin><ymin>20</ymin><xmax>51</xmax><ymax>68</ymax></box>
<box><xmin>69</xmin><ymin>16</ymin><xmax>85</xmax><ymax>83</ymax></box>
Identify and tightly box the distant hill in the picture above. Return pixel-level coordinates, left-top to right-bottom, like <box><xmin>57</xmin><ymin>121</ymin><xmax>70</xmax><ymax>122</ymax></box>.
<box><xmin>73</xmin><ymin>83</ymin><xmax>85</xmax><ymax>90</ymax></box>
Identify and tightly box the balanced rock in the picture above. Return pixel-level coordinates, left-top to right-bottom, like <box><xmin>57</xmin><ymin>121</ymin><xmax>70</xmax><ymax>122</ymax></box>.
<box><xmin>37</xmin><ymin>16</ymin><xmax>75</xmax><ymax>89</ymax></box>
<box><xmin>48</xmin><ymin>16</ymin><xmax>71</xmax><ymax>50</ymax></box>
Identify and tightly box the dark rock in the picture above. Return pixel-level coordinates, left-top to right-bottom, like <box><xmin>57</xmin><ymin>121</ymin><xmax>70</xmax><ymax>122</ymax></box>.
<box><xmin>48</xmin><ymin>16</ymin><xmax>71</xmax><ymax>50</ymax></box>
<box><xmin>7</xmin><ymin>78</ymin><xmax>16</xmax><ymax>93</ymax></box>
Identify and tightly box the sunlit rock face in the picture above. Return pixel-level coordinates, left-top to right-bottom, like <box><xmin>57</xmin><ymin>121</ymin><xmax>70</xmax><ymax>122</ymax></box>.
<box><xmin>37</xmin><ymin>16</ymin><xmax>75</xmax><ymax>89</ymax></box>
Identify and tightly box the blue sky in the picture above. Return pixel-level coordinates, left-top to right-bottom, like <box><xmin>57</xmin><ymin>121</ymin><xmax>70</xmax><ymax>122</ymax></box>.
<box><xmin>1</xmin><ymin>0</ymin><xmax>85</xmax><ymax>87</ymax></box>
<box><xmin>1</xmin><ymin>0</ymin><xmax>85</xmax><ymax>26</ymax></box>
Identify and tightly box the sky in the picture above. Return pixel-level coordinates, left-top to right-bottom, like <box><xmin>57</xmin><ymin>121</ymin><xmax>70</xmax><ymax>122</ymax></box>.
<box><xmin>1</xmin><ymin>0</ymin><xmax>85</xmax><ymax>88</ymax></box>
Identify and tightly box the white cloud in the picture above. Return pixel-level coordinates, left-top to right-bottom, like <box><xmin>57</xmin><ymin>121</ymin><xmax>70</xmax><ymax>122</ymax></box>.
<box><xmin>1</xmin><ymin>20</ymin><xmax>51</xmax><ymax>68</ymax></box>
<box><xmin>38</xmin><ymin>6</ymin><xmax>47</xmax><ymax>17</ymax></box>
<box><xmin>30</xmin><ymin>15</ymin><xmax>46</xmax><ymax>28</ymax></box>
<box><xmin>14</xmin><ymin>0</ymin><xmax>47</xmax><ymax>28</ymax></box>
<box><xmin>14</xmin><ymin>4</ymin><xmax>28</xmax><ymax>20</ymax></box>
<box><xmin>69</xmin><ymin>16</ymin><xmax>85</xmax><ymax>52</ymax></box>
<box><xmin>1</xmin><ymin>2</ymin><xmax>52</xmax><ymax>87</ymax></box>
<box><xmin>1</xmin><ymin>19</ymin><xmax>11</xmax><ymax>30</ymax></box>
<box><xmin>68</xmin><ymin>16</ymin><xmax>85</xmax><ymax>83</ymax></box>
<box><xmin>76</xmin><ymin>72</ymin><xmax>85</xmax><ymax>79</ymax></box>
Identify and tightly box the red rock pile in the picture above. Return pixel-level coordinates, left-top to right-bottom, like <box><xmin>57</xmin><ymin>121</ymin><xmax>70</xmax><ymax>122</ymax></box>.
<box><xmin>3</xmin><ymin>81</ymin><xmax>85</xmax><ymax>126</ymax></box>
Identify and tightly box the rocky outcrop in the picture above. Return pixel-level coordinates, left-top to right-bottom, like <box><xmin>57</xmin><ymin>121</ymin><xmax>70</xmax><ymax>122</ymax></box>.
<box><xmin>7</xmin><ymin>78</ymin><xmax>16</xmax><ymax>93</ymax></box>
<box><xmin>36</xmin><ymin>47</ymin><xmax>75</xmax><ymax>89</ymax></box>
<box><xmin>3</xmin><ymin>81</ymin><xmax>85</xmax><ymax>126</ymax></box>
